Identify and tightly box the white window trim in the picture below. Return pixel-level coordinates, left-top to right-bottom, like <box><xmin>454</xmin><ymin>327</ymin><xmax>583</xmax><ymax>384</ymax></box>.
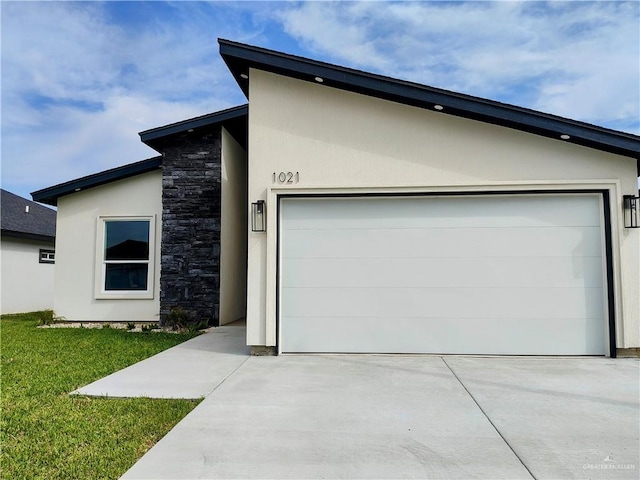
<box><xmin>39</xmin><ymin>249</ymin><xmax>55</xmax><ymax>264</ymax></box>
<box><xmin>94</xmin><ymin>215</ymin><xmax>156</xmax><ymax>300</ymax></box>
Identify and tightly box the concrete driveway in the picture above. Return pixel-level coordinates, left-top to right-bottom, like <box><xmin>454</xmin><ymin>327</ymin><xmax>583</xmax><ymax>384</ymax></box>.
<box><xmin>76</xmin><ymin>327</ymin><xmax>640</xmax><ymax>479</ymax></box>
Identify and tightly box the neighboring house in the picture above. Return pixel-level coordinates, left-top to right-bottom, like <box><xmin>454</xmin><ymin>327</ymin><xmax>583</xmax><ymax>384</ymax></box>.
<box><xmin>1</xmin><ymin>189</ymin><xmax>56</xmax><ymax>314</ymax></box>
<box><xmin>33</xmin><ymin>40</ymin><xmax>640</xmax><ymax>357</ymax></box>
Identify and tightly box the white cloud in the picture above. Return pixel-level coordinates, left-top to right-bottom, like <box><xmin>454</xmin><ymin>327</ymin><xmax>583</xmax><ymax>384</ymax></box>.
<box><xmin>1</xmin><ymin>1</ymin><xmax>249</xmax><ymax>198</ymax></box>
<box><xmin>2</xmin><ymin>2</ymin><xmax>123</xmax><ymax>105</ymax></box>
<box><xmin>2</xmin><ymin>1</ymin><xmax>638</xmax><ymax>199</ymax></box>
<box><xmin>5</xmin><ymin>95</ymin><xmax>216</xmax><ymax>191</ymax></box>
<box><xmin>276</xmin><ymin>1</ymin><xmax>391</xmax><ymax>71</ymax></box>
<box><xmin>275</xmin><ymin>1</ymin><xmax>639</xmax><ymax>133</ymax></box>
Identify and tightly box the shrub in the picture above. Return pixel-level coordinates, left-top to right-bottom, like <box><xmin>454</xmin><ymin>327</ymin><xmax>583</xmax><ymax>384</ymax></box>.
<box><xmin>163</xmin><ymin>307</ymin><xmax>191</xmax><ymax>331</ymax></box>
<box><xmin>34</xmin><ymin>310</ymin><xmax>54</xmax><ymax>326</ymax></box>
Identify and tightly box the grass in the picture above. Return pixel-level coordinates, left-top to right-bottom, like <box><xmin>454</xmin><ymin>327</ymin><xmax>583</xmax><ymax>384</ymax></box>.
<box><xmin>0</xmin><ymin>312</ymin><xmax>202</xmax><ymax>480</ymax></box>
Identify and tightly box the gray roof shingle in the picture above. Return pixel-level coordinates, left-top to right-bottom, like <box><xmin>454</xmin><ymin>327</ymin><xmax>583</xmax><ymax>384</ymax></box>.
<box><xmin>1</xmin><ymin>189</ymin><xmax>56</xmax><ymax>241</ymax></box>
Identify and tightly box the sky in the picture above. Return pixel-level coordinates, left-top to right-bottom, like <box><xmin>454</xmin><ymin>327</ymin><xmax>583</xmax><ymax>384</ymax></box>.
<box><xmin>2</xmin><ymin>1</ymin><xmax>639</xmax><ymax>201</ymax></box>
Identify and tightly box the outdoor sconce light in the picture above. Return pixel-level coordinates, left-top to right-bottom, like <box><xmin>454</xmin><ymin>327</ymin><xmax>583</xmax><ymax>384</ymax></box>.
<box><xmin>251</xmin><ymin>200</ymin><xmax>266</xmax><ymax>232</ymax></box>
<box><xmin>623</xmin><ymin>195</ymin><xmax>639</xmax><ymax>228</ymax></box>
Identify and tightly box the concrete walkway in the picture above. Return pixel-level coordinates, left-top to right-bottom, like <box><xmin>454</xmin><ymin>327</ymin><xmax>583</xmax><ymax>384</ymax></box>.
<box><xmin>73</xmin><ymin>329</ymin><xmax>639</xmax><ymax>479</ymax></box>
<box><xmin>73</xmin><ymin>324</ymin><xmax>249</xmax><ymax>399</ymax></box>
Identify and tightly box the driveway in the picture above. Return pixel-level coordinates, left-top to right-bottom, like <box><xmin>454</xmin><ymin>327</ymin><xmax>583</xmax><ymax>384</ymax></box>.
<box><xmin>78</xmin><ymin>328</ymin><xmax>640</xmax><ymax>479</ymax></box>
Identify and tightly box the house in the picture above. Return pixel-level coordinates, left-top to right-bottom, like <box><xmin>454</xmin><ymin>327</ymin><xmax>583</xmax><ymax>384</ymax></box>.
<box><xmin>31</xmin><ymin>105</ymin><xmax>247</xmax><ymax>325</ymax></box>
<box><xmin>32</xmin><ymin>40</ymin><xmax>640</xmax><ymax>356</ymax></box>
<box><xmin>1</xmin><ymin>189</ymin><xmax>56</xmax><ymax>314</ymax></box>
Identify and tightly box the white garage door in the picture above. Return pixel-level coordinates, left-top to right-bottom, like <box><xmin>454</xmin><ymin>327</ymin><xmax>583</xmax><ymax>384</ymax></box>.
<box><xmin>279</xmin><ymin>194</ymin><xmax>607</xmax><ymax>355</ymax></box>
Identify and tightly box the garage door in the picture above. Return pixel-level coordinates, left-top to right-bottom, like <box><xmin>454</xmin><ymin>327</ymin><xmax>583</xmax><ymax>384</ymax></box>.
<box><xmin>279</xmin><ymin>194</ymin><xmax>607</xmax><ymax>355</ymax></box>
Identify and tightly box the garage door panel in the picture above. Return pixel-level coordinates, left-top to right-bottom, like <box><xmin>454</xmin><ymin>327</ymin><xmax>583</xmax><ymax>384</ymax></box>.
<box><xmin>280</xmin><ymin>195</ymin><xmax>606</xmax><ymax>355</ymax></box>
<box><xmin>281</xmin><ymin>257</ymin><xmax>604</xmax><ymax>289</ymax></box>
<box><xmin>283</xmin><ymin>226</ymin><xmax>603</xmax><ymax>259</ymax></box>
<box><xmin>283</xmin><ymin>196</ymin><xmax>601</xmax><ymax>230</ymax></box>
<box><xmin>282</xmin><ymin>286</ymin><xmax>604</xmax><ymax>320</ymax></box>
<box><xmin>281</xmin><ymin>317</ymin><xmax>606</xmax><ymax>355</ymax></box>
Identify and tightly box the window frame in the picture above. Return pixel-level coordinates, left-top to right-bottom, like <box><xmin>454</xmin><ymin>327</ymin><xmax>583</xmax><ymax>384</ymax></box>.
<box><xmin>39</xmin><ymin>249</ymin><xmax>55</xmax><ymax>264</ymax></box>
<box><xmin>95</xmin><ymin>215</ymin><xmax>156</xmax><ymax>299</ymax></box>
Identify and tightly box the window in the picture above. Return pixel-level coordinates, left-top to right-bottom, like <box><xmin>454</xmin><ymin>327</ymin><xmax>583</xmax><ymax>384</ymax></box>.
<box><xmin>39</xmin><ymin>249</ymin><xmax>55</xmax><ymax>264</ymax></box>
<box><xmin>95</xmin><ymin>216</ymin><xmax>155</xmax><ymax>299</ymax></box>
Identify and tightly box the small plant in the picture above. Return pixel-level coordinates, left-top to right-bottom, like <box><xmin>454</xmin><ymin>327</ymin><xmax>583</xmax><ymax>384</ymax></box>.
<box><xmin>164</xmin><ymin>307</ymin><xmax>191</xmax><ymax>331</ymax></box>
<box><xmin>161</xmin><ymin>307</ymin><xmax>209</xmax><ymax>333</ymax></box>
<box><xmin>149</xmin><ymin>323</ymin><xmax>160</xmax><ymax>330</ymax></box>
<box><xmin>187</xmin><ymin>319</ymin><xmax>209</xmax><ymax>334</ymax></box>
<box><xmin>34</xmin><ymin>310</ymin><xmax>54</xmax><ymax>326</ymax></box>
<box><xmin>126</xmin><ymin>322</ymin><xmax>136</xmax><ymax>330</ymax></box>
<box><xmin>101</xmin><ymin>323</ymin><xmax>112</xmax><ymax>329</ymax></box>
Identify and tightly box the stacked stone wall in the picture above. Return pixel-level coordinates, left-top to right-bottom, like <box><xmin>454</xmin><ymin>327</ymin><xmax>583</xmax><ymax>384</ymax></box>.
<box><xmin>160</xmin><ymin>129</ymin><xmax>221</xmax><ymax>326</ymax></box>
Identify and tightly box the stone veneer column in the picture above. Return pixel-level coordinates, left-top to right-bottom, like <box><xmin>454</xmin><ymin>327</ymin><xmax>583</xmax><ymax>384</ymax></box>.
<box><xmin>159</xmin><ymin>128</ymin><xmax>221</xmax><ymax>326</ymax></box>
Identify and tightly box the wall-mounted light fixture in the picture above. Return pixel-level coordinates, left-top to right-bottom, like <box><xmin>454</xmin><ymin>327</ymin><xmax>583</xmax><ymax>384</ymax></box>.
<box><xmin>623</xmin><ymin>195</ymin><xmax>639</xmax><ymax>228</ymax></box>
<box><xmin>251</xmin><ymin>200</ymin><xmax>266</xmax><ymax>232</ymax></box>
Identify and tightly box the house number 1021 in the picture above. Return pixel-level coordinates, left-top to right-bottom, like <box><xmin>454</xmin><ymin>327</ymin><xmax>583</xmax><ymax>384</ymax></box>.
<box><xmin>272</xmin><ymin>171</ymin><xmax>300</xmax><ymax>184</ymax></box>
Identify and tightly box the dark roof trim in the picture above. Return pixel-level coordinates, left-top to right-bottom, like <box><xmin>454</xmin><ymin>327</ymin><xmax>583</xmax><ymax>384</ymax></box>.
<box><xmin>31</xmin><ymin>156</ymin><xmax>162</xmax><ymax>206</ymax></box>
<box><xmin>1</xmin><ymin>230</ymin><xmax>55</xmax><ymax>243</ymax></box>
<box><xmin>139</xmin><ymin>104</ymin><xmax>248</xmax><ymax>151</ymax></box>
<box><xmin>219</xmin><ymin>39</ymin><xmax>640</xmax><ymax>169</ymax></box>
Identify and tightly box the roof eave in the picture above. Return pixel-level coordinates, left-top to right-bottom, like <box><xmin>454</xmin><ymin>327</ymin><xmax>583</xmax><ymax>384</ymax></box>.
<box><xmin>1</xmin><ymin>230</ymin><xmax>55</xmax><ymax>243</ymax></box>
<box><xmin>219</xmin><ymin>39</ymin><xmax>640</xmax><ymax>169</ymax></box>
<box><xmin>139</xmin><ymin>104</ymin><xmax>248</xmax><ymax>151</ymax></box>
<box><xmin>31</xmin><ymin>156</ymin><xmax>162</xmax><ymax>206</ymax></box>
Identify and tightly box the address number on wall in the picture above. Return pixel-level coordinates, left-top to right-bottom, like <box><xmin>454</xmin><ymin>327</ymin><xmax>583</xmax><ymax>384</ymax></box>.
<box><xmin>272</xmin><ymin>171</ymin><xmax>300</xmax><ymax>184</ymax></box>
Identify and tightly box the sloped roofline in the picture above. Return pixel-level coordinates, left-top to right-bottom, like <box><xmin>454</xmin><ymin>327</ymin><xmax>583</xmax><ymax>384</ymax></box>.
<box><xmin>31</xmin><ymin>156</ymin><xmax>162</xmax><ymax>206</ymax></box>
<box><xmin>1</xmin><ymin>189</ymin><xmax>56</xmax><ymax>241</ymax></box>
<box><xmin>32</xmin><ymin>104</ymin><xmax>249</xmax><ymax>207</ymax></box>
<box><xmin>139</xmin><ymin>104</ymin><xmax>248</xmax><ymax>151</ymax></box>
<box><xmin>219</xmin><ymin>38</ymin><xmax>640</xmax><ymax>171</ymax></box>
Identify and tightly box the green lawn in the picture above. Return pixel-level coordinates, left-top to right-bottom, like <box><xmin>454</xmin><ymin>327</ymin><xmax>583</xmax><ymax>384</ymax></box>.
<box><xmin>0</xmin><ymin>313</ymin><xmax>201</xmax><ymax>480</ymax></box>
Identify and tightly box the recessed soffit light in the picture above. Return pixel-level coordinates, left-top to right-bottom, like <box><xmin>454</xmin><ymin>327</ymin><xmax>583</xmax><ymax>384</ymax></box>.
<box><xmin>240</xmin><ymin>73</ymin><xmax>248</xmax><ymax>79</ymax></box>
<box><xmin>560</xmin><ymin>134</ymin><xmax>571</xmax><ymax>140</ymax></box>
<box><xmin>434</xmin><ymin>105</ymin><xmax>444</xmax><ymax>111</ymax></box>
<box><xmin>314</xmin><ymin>76</ymin><xmax>324</xmax><ymax>83</ymax></box>
<box><xmin>187</xmin><ymin>129</ymin><xmax>194</xmax><ymax>133</ymax></box>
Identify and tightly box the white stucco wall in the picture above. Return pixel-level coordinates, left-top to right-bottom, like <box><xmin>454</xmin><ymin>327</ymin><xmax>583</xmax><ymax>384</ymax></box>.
<box><xmin>220</xmin><ymin>128</ymin><xmax>248</xmax><ymax>325</ymax></box>
<box><xmin>53</xmin><ymin>170</ymin><xmax>162</xmax><ymax>321</ymax></box>
<box><xmin>247</xmin><ymin>68</ymin><xmax>639</xmax><ymax>350</ymax></box>
<box><xmin>0</xmin><ymin>237</ymin><xmax>55</xmax><ymax>314</ymax></box>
